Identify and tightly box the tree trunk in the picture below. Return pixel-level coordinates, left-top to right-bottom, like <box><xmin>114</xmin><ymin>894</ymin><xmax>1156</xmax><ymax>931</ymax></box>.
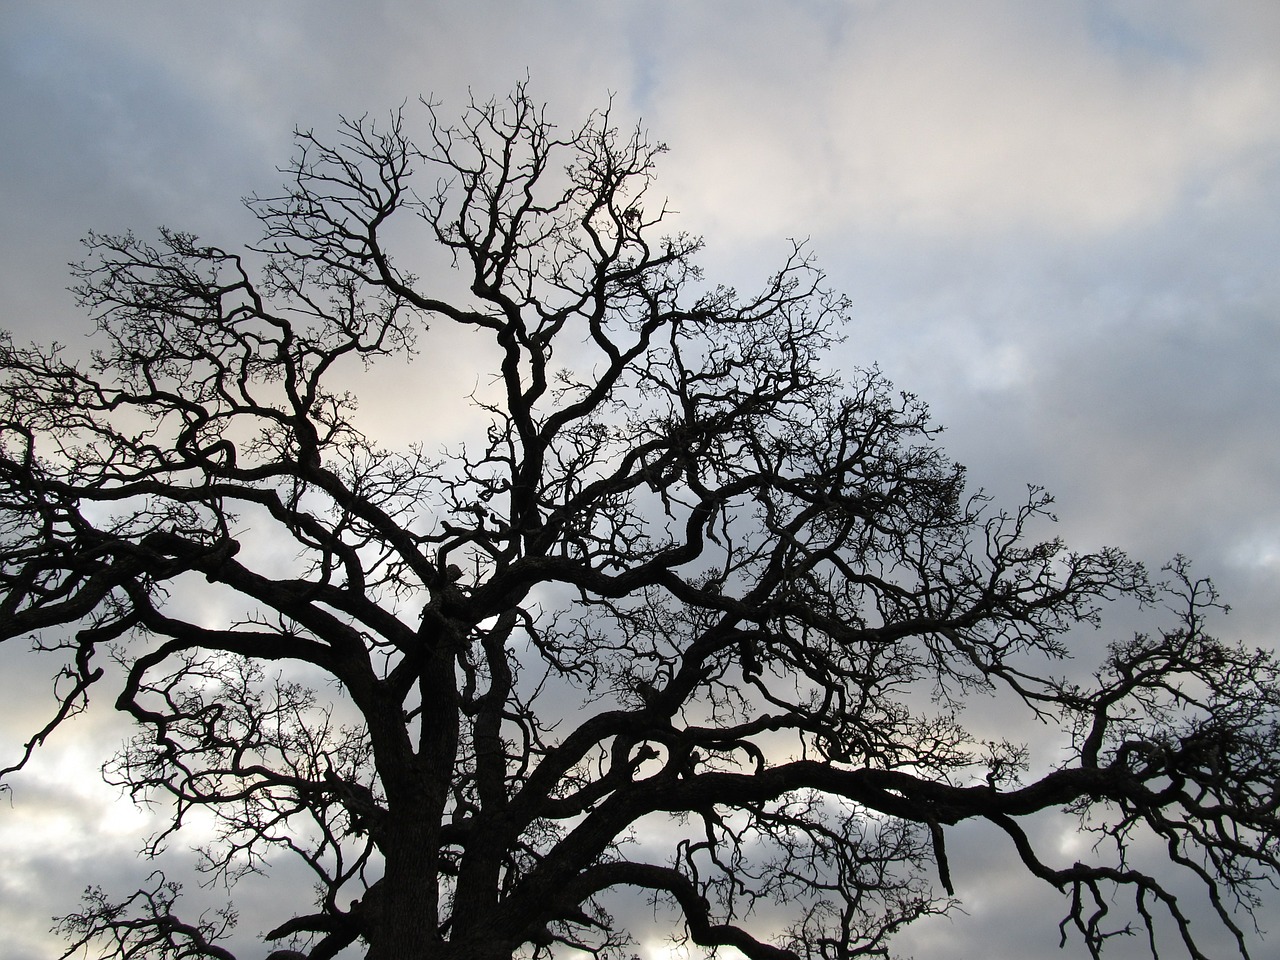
<box><xmin>363</xmin><ymin>816</ymin><xmax>442</xmax><ymax>960</ymax></box>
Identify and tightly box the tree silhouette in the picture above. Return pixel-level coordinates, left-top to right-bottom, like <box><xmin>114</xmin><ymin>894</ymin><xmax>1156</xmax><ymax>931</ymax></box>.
<box><xmin>3</xmin><ymin>86</ymin><xmax>1278</xmax><ymax>960</ymax></box>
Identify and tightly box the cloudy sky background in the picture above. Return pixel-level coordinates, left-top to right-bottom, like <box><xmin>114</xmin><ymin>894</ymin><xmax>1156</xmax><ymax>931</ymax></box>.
<box><xmin>1</xmin><ymin>1</ymin><xmax>1279</xmax><ymax>958</ymax></box>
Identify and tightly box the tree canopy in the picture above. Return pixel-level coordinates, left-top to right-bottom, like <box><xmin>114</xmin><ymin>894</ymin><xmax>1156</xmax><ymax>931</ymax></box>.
<box><xmin>2</xmin><ymin>86</ymin><xmax>1278</xmax><ymax>960</ymax></box>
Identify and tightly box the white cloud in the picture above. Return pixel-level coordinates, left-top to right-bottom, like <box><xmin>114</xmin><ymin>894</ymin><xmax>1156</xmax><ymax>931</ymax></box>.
<box><xmin>649</xmin><ymin>0</ymin><xmax>1280</xmax><ymax>240</ymax></box>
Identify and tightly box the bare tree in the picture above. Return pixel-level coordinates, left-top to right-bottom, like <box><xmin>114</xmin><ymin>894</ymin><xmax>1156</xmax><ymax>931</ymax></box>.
<box><xmin>3</xmin><ymin>86</ymin><xmax>1278</xmax><ymax>960</ymax></box>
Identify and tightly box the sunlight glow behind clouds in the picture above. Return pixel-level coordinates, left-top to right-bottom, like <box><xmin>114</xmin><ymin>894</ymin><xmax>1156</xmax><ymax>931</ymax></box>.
<box><xmin>651</xmin><ymin>0</ymin><xmax>1280</xmax><ymax>241</ymax></box>
<box><xmin>1229</xmin><ymin>528</ymin><xmax>1280</xmax><ymax>572</ymax></box>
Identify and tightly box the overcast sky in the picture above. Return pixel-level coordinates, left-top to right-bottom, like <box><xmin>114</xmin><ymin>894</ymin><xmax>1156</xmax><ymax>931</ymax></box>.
<box><xmin>2</xmin><ymin>2</ymin><xmax>1279</xmax><ymax>959</ymax></box>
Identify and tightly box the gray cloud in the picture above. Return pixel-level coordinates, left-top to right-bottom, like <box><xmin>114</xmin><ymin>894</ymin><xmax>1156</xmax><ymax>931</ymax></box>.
<box><xmin>2</xmin><ymin>2</ymin><xmax>1278</xmax><ymax>958</ymax></box>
